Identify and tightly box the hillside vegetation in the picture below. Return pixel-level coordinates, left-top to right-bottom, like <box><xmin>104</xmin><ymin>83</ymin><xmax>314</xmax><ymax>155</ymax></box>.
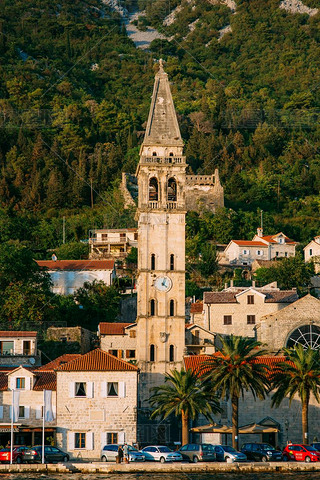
<box><xmin>0</xmin><ymin>0</ymin><xmax>319</xmax><ymax>253</ymax></box>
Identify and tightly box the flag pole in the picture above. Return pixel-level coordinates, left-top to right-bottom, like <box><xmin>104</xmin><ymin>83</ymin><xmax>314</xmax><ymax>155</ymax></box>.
<box><xmin>10</xmin><ymin>390</ymin><xmax>13</xmax><ymax>465</ymax></box>
<box><xmin>42</xmin><ymin>390</ymin><xmax>45</xmax><ymax>464</ymax></box>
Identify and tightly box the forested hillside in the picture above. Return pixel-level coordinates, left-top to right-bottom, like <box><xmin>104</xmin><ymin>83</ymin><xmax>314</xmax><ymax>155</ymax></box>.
<box><xmin>0</xmin><ymin>0</ymin><xmax>319</xmax><ymax>253</ymax></box>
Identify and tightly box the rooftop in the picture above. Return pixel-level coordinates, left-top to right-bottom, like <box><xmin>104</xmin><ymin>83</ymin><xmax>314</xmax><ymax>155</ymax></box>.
<box><xmin>56</xmin><ymin>348</ymin><xmax>139</xmax><ymax>372</ymax></box>
<box><xmin>0</xmin><ymin>331</ymin><xmax>37</xmax><ymax>338</ymax></box>
<box><xmin>204</xmin><ymin>289</ymin><xmax>298</xmax><ymax>304</ymax></box>
<box><xmin>99</xmin><ymin>323</ymin><xmax>133</xmax><ymax>335</ymax></box>
<box><xmin>36</xmin><ymin>260</ymin><xmax>115</xmax><ymax>271</ymax></box>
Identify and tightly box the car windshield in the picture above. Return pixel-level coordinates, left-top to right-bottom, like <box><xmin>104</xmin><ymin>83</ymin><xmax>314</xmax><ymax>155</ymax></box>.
<box><xmin>128</xmin><ymin>447</ymin><xmax>139</xmax><ymax>452</ymax></box>
<box><xmin>158</xmin><ymin>447</ymin><xmax>172</xmax><ymax>453</ymax></box>
<box><xmin>0</xmin><ymin>449</ymin><xmax>9</xmax><ymax>452</ymax></box>
<box><xmin>223</xmin><ymin>446</ymin><xmax>237</xmax><ymax>453</ymax></box>
<box><xmin>305</xmin><ymin>446</ymin><xmax>317</xmax><ymax>452</ymax></box>
<box><xmin>261</xmin><ymin>444</ymin><xmax>275</xmax><ymax>450</ymax></box>
<box><xmin>202</xmin><ymin>445</ymin><xmax>214</xmax><ymax>451</ymax></box>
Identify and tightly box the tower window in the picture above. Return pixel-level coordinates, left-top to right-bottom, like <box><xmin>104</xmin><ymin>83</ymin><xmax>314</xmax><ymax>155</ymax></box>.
<box><xmin>150</xmin><ymin>299</ymin><xmax>156</xmax><ymax>316</ymax></box>
<box><xmin>152</xmin><ymin>152</ymin><xmax>157</xmax><ymax>156</ymax></box>
<box><xmin>169</xmin><ymin>152</ymin><xmax>174</xmax><ymax>157</ymax></box>
<box><xmin>169</xmin><ymin>344</ymin><xmax>174</xmax><ymax>362</ymax></box>
<box><xmin>170</xmin><ymin>254</ymin><xmax>174</xmax><ymax>271</ymax></box>
<box><xmin>151</xmin><ymin>253</ymin><xmax>155</xmax><ymax>270</ymax></box>
<box><xmin>169</xmin><ymin>299</ymin><xmax>175</xmax><ymax>316</ymax></box>
<box><xmin>150</xmin><ymin>344</ymin><xmax>155</xmax><ymax>362</ymax></box>
<box><xmin>149</xmin><ymin>178</ymin><xmax>158</xmax><ymax>201</ymax></box>
<box><xmin>247</xmin><ymin>295</ymin><xmax>254</xmax><ymax>305</ymax></box>
<box><xmin>167</xmin><ymin>178</ymin><xmax>177</xmax><ymax>201</ymax></box>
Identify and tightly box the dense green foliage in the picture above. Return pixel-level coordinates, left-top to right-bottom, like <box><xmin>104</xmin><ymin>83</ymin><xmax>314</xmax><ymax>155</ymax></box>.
<box><xmin>0</xmin><ymin>0</ymin><xmax>319</xmax><ymax>253</ymax></box>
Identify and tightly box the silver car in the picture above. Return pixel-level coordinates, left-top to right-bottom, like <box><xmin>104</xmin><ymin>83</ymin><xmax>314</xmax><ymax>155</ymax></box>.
<box><xmin>101</xmin><ymin>444</ymin><xmax>145</xmax><ymax>462</ymax></box>
<box><xmin>213</xmin><ymin>445</ymin><xmax>247</xmax><ymax>462</ymax></box>
<box><xmin>141</xmin><ymin>446</ymin><xmax>183</xmax><ymax>463</ymax></box>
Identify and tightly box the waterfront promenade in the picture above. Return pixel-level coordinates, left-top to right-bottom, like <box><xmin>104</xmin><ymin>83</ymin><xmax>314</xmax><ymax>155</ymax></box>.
<box><xmin>0</xmin><ymin>461</ymin><xmax>320</xmax><ymax>474</ymax></box>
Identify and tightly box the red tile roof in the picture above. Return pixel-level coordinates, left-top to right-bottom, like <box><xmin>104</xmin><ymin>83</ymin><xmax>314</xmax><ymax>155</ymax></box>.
<box><xmin>232</xmin><ymin>240</ymin><xmax>267</xmax><ymax>247</ymax></box>
<box><xmin>56</xmin><ymin>348</ymin><xmax>138</xmax><ymax>372</ymax></box>
<box><xmin>36</xmin><ymin>260</ymin><xmax>115</xmax><ymax>271</ymax></box>
<box><xmin>203</xmin><ymin>290</ymin><xmax>298</xmax><ymax>304</ymax></box>
<box><xmin>0</xmin><ymin>331</ymin><xmax>37</xmax><ymax>337</ymax></box>
<box><xmin>99</xmin><ymin>323</ymin><xmax>132</xmax><ymax>335</ymax></box>
<box><xmin>190</xmin><ymin>302</ymin><xmax>203</xmax><ymax>314</ymax></box>
<box><xmin>184</xmin><ymin>354</ymin><xmax>287</xmax><ymax>379</ymax></box>
<box><xmin>260</xmin><ymin>235</ymin><xmax>296</xmax><ymax>245</ymax></box>
<box><xmin>33</xmin><ymin>372</ymin><xmax>57</xmax><ymax>391</ymax></box>
<box><xmin>36</xmin><ymin>354</ymin><xmax>81</xmax><ymax>371</ymax></box>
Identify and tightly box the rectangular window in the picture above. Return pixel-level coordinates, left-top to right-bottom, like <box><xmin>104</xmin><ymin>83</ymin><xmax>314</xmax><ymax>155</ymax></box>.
<box><xmin>0</xmin><ymin>341</ymin><xmax>14</xmax><ymax>354</ymax></box>
<box><xmin>247</xmin><ymin>315</ymin><xmax>256</xmax><ymax>325</ymax></box>
<box><xmin>16</xmin><ymin>378</ymin><xmax>25</xmax><ymax>389</ymax></box>
<box><xmin>243</xmin><ymin>250</ymin><xmax>248</xmax><ymax>255</ymax></box>
<box><xmin>129</xmin><ymin>330</ymin><xmax>136</xmax><ymax>338</ymax></box>
<box><xmin>120</xmin><ymin>233</ymin><xmax>126</xmax><ymax>240</ymax></box>
<box><xmin>285</xmin><ymin>252</ymin><xmax>288</xmax><ymax>257</ymax></box>
<box><xmin>310</xmin><ymin>249</ymin><xmax>313</xmax><ymax>256</ymax></box>
<box><xmin>107</xmin><ymin>432</ymin><xmax>118</xmax><ymax>444</ymax></box>
<box><xmin>247</xmin><ymin>295</ymin><xmax>254</xmax><ymax>305</ymax></box>
<box><xmin>75</xmin><ymin>382</ymin><xmax>87</xmax><ymax>397</ymax></box>
<box><xmin>276</xmin><ymin>251</ymin><xmax>279</xmax><ymax>257</ymax></box>
<box><xmin>23</xmin><ymin>341</ymin><xmax>31</xmax><ymax>355</ymax></box>
<box><xmin>75</xmin><ymin>432</ymin><xmax>86</xmax><ymax>449</ymax></box>
<box><xmin>109</xmin><ymin>349</ymin><xmax>118</xmax><ymax>357</ymax></box>
<box><xmin>223</xmin><ymin>315</ymin><xmax>232</xmax><ymax>325</ymax></box>
<box><xmin>19</xmin><ymin>406</ymin><xmax>25</xmax><ymax>418</ymax></box>
<box><xmin>126</xmin><ymin>350</ymin><xmax>136</xmax><ymax>359</ymax></box>
<box><xmin>107</xmin><ymin>382</ymin><xmax>118</xmax><ymax>397</ymax></box>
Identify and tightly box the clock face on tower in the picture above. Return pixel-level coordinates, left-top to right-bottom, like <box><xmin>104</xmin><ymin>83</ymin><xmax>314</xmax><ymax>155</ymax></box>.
<box><xmin>154</xmin><ymin>276</ymin><xmax>172</xmax><ymax>292</ymax></box>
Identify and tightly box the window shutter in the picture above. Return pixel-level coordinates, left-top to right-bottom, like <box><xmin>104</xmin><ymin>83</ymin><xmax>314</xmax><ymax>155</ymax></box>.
<box><xmin>68</xmin><ymin>432</ymin><xmax>75</xmax><ymax>450</ymax></box>
<box><xmin>101</xmin><ymin>382</ymin><xmax>106</xmax><ymax>398</ymax></box>
<box><xmin>24</xmin><ymin>406</ymin><xmax>30</xmax><ymax>419</ymax></box>
<box><xmin>36</xmin><ymin>406</ymin><xmax>42</xmax><ymax>419</ymax></box>
<box><xmin>69</xmin><ymin>382</ymin><xmax>75</xmax><ymax>398</ymax></box>
<box><xmin>87</xmin><ymin>432</ymin><xmax>94</xmax><ymax>451</ymax></box>
<box><xmin>10</xmin><ymin>378</ymin><xmax>15</xmax><ymax>390</ymax></box>
<box><xmin>126</xmin><ymin>350</ymin><xmax>130</xmax><ymax>358</ymax></box>
<box><xmin>0</xmin><ymin>406</ymin><xmax>3</xmax><ymax>419</ymax></box>
<box><xmin>87</xmin><ymin>382</ymin><xmax>94</xmax><ymax>398</ymax></box>
<box><xmin>100</xmin><ymin>432</ymin><xmax>107</xmax><ymax>448</ymax></box>
<box><xmin>119</xmin><ymin>382</ymin><xmax>126</xmax><ymax>398</ymax></box>
<box><xmin>53</xmin><ymin>404</ymin><xmax>56</xmax><ymax>419</ymax></box>
<box><xmin>25</xmin><ymin>377</ymin><xmax>31</xmax><ymax>390</ymax></box>
<box><xmin>118</xmin><ymin>432</ymin><xmax>125</xmax><ymax>444</ymax></box>
<box><xmin>9</xmin><ymin>406</ymin><xmax>12</xmax><ymax>419</ymax></box>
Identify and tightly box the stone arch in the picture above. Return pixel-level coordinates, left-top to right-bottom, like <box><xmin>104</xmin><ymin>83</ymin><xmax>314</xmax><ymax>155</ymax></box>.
<box><xmin>149</xmin><ymin>177</ymin><xmax>158</xmax><ymax>201</ymax></box>
<box><xmin>167</xmin><ymin>177</ymin><xmax>177</xmax><ymax>201</ymax></box>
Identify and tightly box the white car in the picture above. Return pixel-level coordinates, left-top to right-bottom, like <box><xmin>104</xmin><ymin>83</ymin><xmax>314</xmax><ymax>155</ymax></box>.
<box><xmin>141</xmin><ymin>446</ymin><xmax>183</xmax><ymax>463</ymax></box>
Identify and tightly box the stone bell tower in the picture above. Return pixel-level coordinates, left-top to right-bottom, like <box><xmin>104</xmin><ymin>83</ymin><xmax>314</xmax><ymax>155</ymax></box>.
<box><xmin>136</xmin><ymin>60</ymin><xmax>187</xmax><ymax>406</ymax></box>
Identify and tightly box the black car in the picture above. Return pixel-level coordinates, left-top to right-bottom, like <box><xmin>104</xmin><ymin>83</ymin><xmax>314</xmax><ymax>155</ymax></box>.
<box><xmin>33</xmin><ymin>446</ymin><xmax>69</xmax><ymax>463</ymax></box>
<box><xmin>241</xmin><ymin>443</ymin><xmax>282</xmax><ymax>462</ymax></box>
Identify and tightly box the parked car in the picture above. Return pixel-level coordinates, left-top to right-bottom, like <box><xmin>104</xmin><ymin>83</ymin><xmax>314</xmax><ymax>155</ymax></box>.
<box><xmin>283</xmin><ymin>444</ymin><xmax>320</xmax><ymax>462</ymax></box>
<box><xmin>213</xmin><ymin>445</ymin><xmax>247</xmax><ymax>462</ymax></box>
<box><xmin>178</xmin><ymin>443</ymin><xmax>216</xmax><ymax>463</ymax></box>
<box><xmin>32</xmin><ymin>446</ymin><xmax>69</xmax><ymax>463</ymax></box>
<box><xmin>100</xmin><ymin>444</ymin><xmax>145</xmax><ymax>462</ymax></box>
<box><xmin>311</xmin><ymin>443</ymin><xmax>320</xmax><ymax>452</ymax></box>
<box><xmin>0</xmin><ymin>446</ymin><xmax>38</xmax><ymax>464</ymax></box>
<box><xmin>141</xmin><ymin>446</ymin><xmax>183</xmax><ymax>463</ymax></box>
<box><xmin>241</xmin><ymin>443</ymin><xmax>283</xmax><ymax>462</ymax></box>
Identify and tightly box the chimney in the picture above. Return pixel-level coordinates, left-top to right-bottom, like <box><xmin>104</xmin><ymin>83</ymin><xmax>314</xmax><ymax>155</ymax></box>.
<box><xmin>224</xmin><ymin>283</ymin><xmax>228</xmax><ymax>290</ymax></box>
<box><xmin>257</xmin><ymin>228</ymin><xmax>263</xmax><ymax>237</ymax></box>
<box><xmin>252</xmin><ymin>280</ymin><xmax>256</xmax><ymax>288</ymax></box>
<box><xmin>230</xmin><ymin>279</ymin><xmax>234</xmax><ymax>287</ymax></box>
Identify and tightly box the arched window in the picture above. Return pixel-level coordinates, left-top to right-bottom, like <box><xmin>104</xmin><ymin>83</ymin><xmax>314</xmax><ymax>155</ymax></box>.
<box><xmin>150</xmin><ymin>299</ymin><xmax>156</xmax><ymax>316</ymax></box>
<box><xmin>169</xmin><ymin>299</ymin><xmax>175</xmax><ymax>317</ymax></box>
<box><xmin>150</xmin><ymin>344</ymin><xmax>155</xmax><ymax>362</ymax></box>
<box><xmin>152</xmin><ymin>151</ymin><xmax>157</xmax><ymax>157</ymax></box>
<box><xmin>151</xmin><ymin>253</ymin><xmax>155</xmax><ymax>270</ymax></box>
<box><xmin>170</xmin><ymin>254</ymin><xmax>174</xmax><ymax>271</ymax></box>
<box><xmin>169</xmin><ymin>344</ymin><xmax>174</xmax><ymax>362</ymax></box>
<box><xmin>167</xmin><ymin>178</ymin><xmax>177</xmax><ymax>201</ymax></box>
<box><xmin>149</xmin><ymin>177</ymin><xmax>158</xmax><ymax>201</ymax></box>
<box><xmin>169</xmin><ymin>152</ymin><xmax>174</xmax><ymax>157</ymax></box>
<box><xmin>287</xmin><ymin>325</ymin><xmax>320</xmax><ymax>350</ymax></box>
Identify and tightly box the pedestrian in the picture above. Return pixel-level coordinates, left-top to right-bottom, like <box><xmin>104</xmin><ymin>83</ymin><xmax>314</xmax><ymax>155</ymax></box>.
<box><xmin>123</xmin><ymin>443</ymin><xmax>129</xmax><ymax>463</ymax></box>
<box><xmin>117</xmin><ymin>445</ymin><xmax>123</xmax><ymax>463</ymax></box>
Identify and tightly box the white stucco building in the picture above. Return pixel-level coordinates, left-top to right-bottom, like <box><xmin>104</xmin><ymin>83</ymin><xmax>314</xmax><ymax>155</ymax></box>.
<box><xmin>304</xmin><ymin>236</ymin><xmax>320</xmax><ymax>273</ymax></box>
<box><xmin>36</xmin><ymin>260</ymin><xmax>116</xmax><ymax>295</ymax></box>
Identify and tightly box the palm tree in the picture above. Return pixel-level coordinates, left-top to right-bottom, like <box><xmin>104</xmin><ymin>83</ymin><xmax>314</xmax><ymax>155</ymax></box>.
<box><xmin>271</xmin><ymin>345</ymin><xmax>320</xmax><ymax>444</ymax></box>
<box><xmin>203</xmin><ymin>335</ymin><xmax>270</xmax><ymax>450</ymax></box>
<box><xmin>149</xmin><ymin>368</ymin><xmax>221</xmax><ymax>445</ymax></box>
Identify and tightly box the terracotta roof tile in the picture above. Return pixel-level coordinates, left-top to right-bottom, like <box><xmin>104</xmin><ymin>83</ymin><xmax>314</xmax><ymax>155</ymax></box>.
<box><xmin>204</xmin><ymin>290</ymin><xmax>298</xmax><ymax>304</ymax></box>
<box><xmin>33</xmin><ymin>372</ymin><xmax>56</xmax><ymax>391</ymax></box>
<box><xmin>190</xmin><ymin>302</ymin><xmax>203</xmax><ymax>313</ymax></box>
<box><xmin>232</xmin><ymin>240</ymin><xmax>267</xmax><ymax>247</ymax></box>
<box><xmin>0</xmin><ymin>331</ymin><xmax>37</xmax><ymax>337</ymax></box>
<box><xmin>99</xmin><ymin>323</ymin><xmax>132</xmax><ymax>335</ymax></box>
<box><xmin>184</xmin><ymin>354</ymin><xmax>287</xmax><ymax>379</ymax></box>
<box><xmin>56</xmin><ymin>348</ymin><xmax>139</xmax><ymax>372</ymax></box>
<box><xmin>0</xmin><ymin>373</ymin><xmax>8</xmax><ymax>390</ymax></box>
<box><xmin>261</xmin><ymin>235</ymin><xmax>296</xmax><ymax>245</ymax></box>
<box><xmin>36</xmin><ymin>260</ymin><xmax>115</xmax><ymax>271</ymax></box>
<box><xmin>36</xmin><ymin>354</ymin><xmax>81</xmax><ymax>372</ymax></box>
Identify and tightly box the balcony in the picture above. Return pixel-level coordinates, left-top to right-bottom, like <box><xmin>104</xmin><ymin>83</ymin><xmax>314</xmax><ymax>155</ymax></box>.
<box><xmin>89</xmin><ymin>236</ymin><xmax>132</xmax><ymax>245</ymax></box>
<box><xmin>141</xmin><ymin>156</ymin><xmax>185</xmax><ymax>165</ymax></box>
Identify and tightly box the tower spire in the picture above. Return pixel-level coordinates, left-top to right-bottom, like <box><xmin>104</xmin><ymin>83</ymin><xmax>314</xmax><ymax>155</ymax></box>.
<box><xmin>142</xmin><ymin>59</ymin><xmax>183</xmax><ymax>148</ymax></box>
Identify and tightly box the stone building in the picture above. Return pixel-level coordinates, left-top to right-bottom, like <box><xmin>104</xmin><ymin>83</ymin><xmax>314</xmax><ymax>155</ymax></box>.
<box><xmin>98</xmin><ymin>322</ymin><xmax>137</xmax><ymax>362</ymax></box>
<box><xmin>304</xmin><ymin>236</ymin><xmax>320</xmax><ymax>273</ymax></box>
<box><xmin>0</xmin><ymin>331</ymin><xmax>40</xmax><ymax>367</ymax></box>
<box><xmin>56</xmin><ymin>349</ymin><xmax>138</xmax><ymax>460</ymax></box>
<box><xmin>184</xmin><ymin>170</ymin><xmax>224</xmax><ymax>212</ymax></box>
<box><xmin>89</xmin><ymin>228</ymin><xmax>138</xmax><ymax>259</ymax></box>
<box><xmin>46</xmin><ymin>327</ymin><xmax>94</xmax><ymax>354</ymax></box>
<box><xmin>221</xmin><ymin>230</ymin><xmax>297</xmax><ymax>266</ymax></box>
<box><xmin>36</xmin><ymin>260</ymin><xmax>116</xmax><ymax>295</ymax></box>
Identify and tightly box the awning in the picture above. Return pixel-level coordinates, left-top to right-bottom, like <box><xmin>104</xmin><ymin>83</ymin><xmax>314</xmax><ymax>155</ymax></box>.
<box><xmin>191</xmin><ymin>422</ymin><xmax>279</xmax><ymax>434</ymax></box>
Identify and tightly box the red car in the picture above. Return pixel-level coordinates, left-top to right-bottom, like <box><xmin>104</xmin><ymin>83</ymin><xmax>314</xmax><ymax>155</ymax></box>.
<box><xmin>0</xmin><ymin>446</ymin><xmax>38</xmax><ymax>463</ymax></box>
<box><xmin>283</xmin><ymin>444</ymin><xmax>320</xmax><ymax>462</ymax></box>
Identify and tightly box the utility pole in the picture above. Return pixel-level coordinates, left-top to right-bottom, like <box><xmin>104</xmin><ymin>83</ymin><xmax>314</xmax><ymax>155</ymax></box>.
<box><xmin>260</xmin><ymin>209</ymin><xmax>263</xmax><ymax>231</ymax></box>
<box><xmin>63</xmin><ymin>216</ymin><xmax>66</xmax><ymax>244</ymax></box>
<box><xmin>90</xmin><ymin>178</ymin><xmax>94</xmax><ymax>209</ymax></box>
